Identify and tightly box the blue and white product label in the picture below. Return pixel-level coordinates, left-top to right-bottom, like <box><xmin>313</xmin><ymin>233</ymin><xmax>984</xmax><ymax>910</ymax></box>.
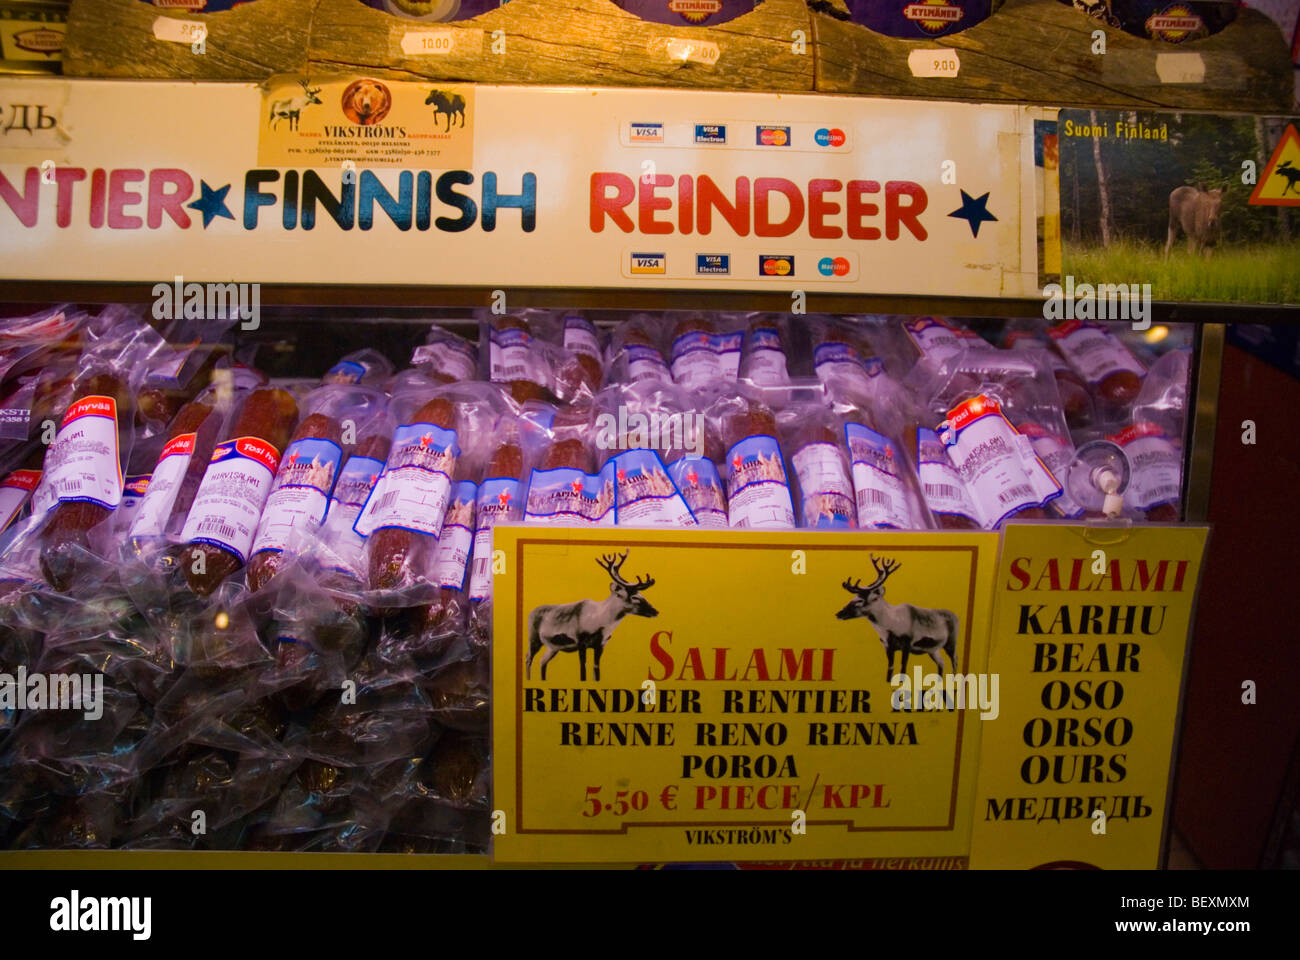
<box><xmin>724</xmin><ymin>434</ymin><xmax>794</xmax><ymax>529</ymax></box>
<box><xmin>714</xmin><ymin>330</ymin><xmax>743</xmax><ymax>380</ymax></box>
<box><xmin>469</xmin><ymin>476</ymin><xmax>521</xmax><ymax>601</ymax></box>
<box><xmin>845</xmin><ymin>423</ymin><xmax>914</xmax><ymax>529</ymax></box>
<box><xmin>625</xmin><ymin>343</ymin><xmax>672</xmax><ymax>383</ymax></box>
<box><xmin>413</xmin><ymin>338</ymin><xmax>477</xmax><ymax>382</ymax></box>
<box><xmin>354</xmin><ymin>422</ymin><xmax>459</xmax><ymax>538</ymax></box>
<box><xmin>252</xmin><ymin>436</ymin><xmax>344</xmax><ymax>555</ymax></box>
<box><xmin>433</xmin><ymin>479</ymin><xmax>477</xmax><ymax>589</ymax></box>
<box><xmin>903</xmin><ymin>317</ymin><xmax>966</xmax><ymax>366</ymax></box>
<box><xmin>791</xmin><ymin>442</ymin><xmax>856</xmax><ymax>529</ymax></box>
<box><xmin>490</xmin><ymin>325</ymin><xmax>548</xmax><ymax>387</ymax></box>
<box><xmin>524</xmin><ymin>462</ymin><xmax>616</xmax><ymax>526</ymax></box>
<box><xmin>813</xmin><ymin>341</ymin><xmax>882</xmax><ymax>394</ymax></box>
<box><xmin>670</xmin><ymin>329</ymin><xmax>723</xmax><ymax>391</ymax></box>
<box><xmin>941</xmin><ymin>396</ymin><xmax>1061</xmax><ymax>529</ymax></box>
<box><xmin>1018</xmin><ymin>421</ymin><xmax>1084</xmax><ymax>519</ymax></box>
<box><xmin>181</xmin><ymin>436</ymin><xmax>283</xmax><ymax>564</ymax></box>
<box><xmin>329</xmin><ymin>455</ymin><xmax>386</xmax><ymax>525</ymax></box>
<box><xmin>325</xmin><ymin>360</ymin><xmax>366</xmax><ymax>383</ymax></box>
<box><xmin>613</xmin><ymin>449</ymin><xmax>697</xmax><ymax>527</ymax></box>
<box><xmin>916</xmin><ymin>427</ymin><xmax>980</xmax><ymax>526</ymax></box>
<box><xmin>666</xmin><ymin>456</ymin><xmax>728</xmax><ymax>528</ymax></box>
<box><xmin>744</xmin><ymin>325</ymin><xmax>790</xmax><ymax>386</ymax></box>
<box><xmin>117</xmin><ymin>474</ymin><xmax>151</xmax><ymax>530</ymax></box>
<box><xmin>562</xmin><ymin>314</ymin><xmax>602</xmax><ymax>362</ymax></box>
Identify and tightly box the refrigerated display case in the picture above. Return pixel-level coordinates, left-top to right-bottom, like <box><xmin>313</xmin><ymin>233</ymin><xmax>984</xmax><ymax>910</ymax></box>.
<box><xmin>0</xmin><ymin>0</ymin><xmax>1295</xmax><ymax>869</ymax></box>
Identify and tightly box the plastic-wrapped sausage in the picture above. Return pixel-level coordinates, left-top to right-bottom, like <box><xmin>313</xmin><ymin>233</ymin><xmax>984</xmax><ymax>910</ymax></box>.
<box><xmin>180</xmin><ymin>388</ymin><xmax>299</xmax><ymax>596</ymax></box>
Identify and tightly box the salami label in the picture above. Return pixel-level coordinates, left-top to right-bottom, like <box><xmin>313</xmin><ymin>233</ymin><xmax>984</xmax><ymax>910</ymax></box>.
<box><xmin>413</xmin><ymin>339</ymin><xmax>476</xmax><ymax>382</ymax></box>
<box><xmin>625</xmin><ymin>343</ymin><xmax>672</xmax><ymax>383</ymax></box>
<box><xmin>845</xmin><ymin>423</ymin><xmax>914</xmax><ymax>529</ymax></box>
<box><xmin>0</xmin><ymin>468</ymin><xmax>41</xmax><ymax>532</ymax></box>
<box><xmin>524</xmin><ymin>462</ymin><xmax>616</xmax><ymax>526</ymax></box>
<box><xmin>813</xmin><ymin>342</ymin><xmax>883</xmax><ymax>394</ymax></box>
<box><xmin>1109</xmin><ymin>421</ymin><xmax>1182</xmax><ymax>511</ymax></box>
<box><xmin>469</xmin><ymin>476</ymin><xmax>521</xmax><ymax>600</ymax></box>
<box><xmin>1048</xmin><ymin>320</ymin><xmax>1145</xmax><ymax>386</ymax></box>
<box><xmin>130</xmin><ymin>432</ymin><xmax>197</xmax><ymax>540</ymax></box>
<box><xmin>251</xmin><ymin>436</ymin><xmax>344</xmax><ymax>555</ymax></box>
<box><xmin>490</xmin><ymin>326</ymin><xmax>548</xmax><ymax>387</ymax></box>
<box><xmin>724</xmin><ymin>434</ymin><xmax>794</xmax><ymax>529</ymax></box>
<box><xmin>666</xmin><ymin>456</ymin><xmax>728</xmax><ymax>528</ymax></box>
<box><xmin>181</xmin><ymin>436</ymin><xmax>283</xmax><ymax>563</ymax></box>
<box><xmin>354</xmin><ymin>422</ymin><xmax>459</xmax><ymax>538</ymax></box>
<box><xmin>744</xmin><ymin>325</ymin><xmax>790</xmax><ymax>386</ymax></box>
<box><xmin>46</xmin><ymin>395</ymin><xmax>123</xmax><ymax>510</ymax></box>
<box><xmin>562</xmin><ymin>314</ymin><xmax>602</xmax><ymax>361</ymax></box>
<box><xmin>791</xmin><ymin>443</ymin><xmax>856</xmax><ymax>529</ymax></box>
<box><xmin>613</xmin><ymin>448</ymin><xmax>696</xmax><ymax>526</ymax></box>
<box><xmin>916</xmin><ymin>427</ymin><xmax>980</xmax><ymax>525</ymax></box>
<box><xmin>1018</xmin><ymin>420</ymin><xmax>1084</xmax><ymax>519</ymax></box>
<box><xmin>904</xmin><ymin>317</ymin><xmax>966</xmax><ymax>365</ymax></box>
<box><xmin>433</xmin><ymin>479</ymin><xmax>477</xmax><ymax>589</ymax></box>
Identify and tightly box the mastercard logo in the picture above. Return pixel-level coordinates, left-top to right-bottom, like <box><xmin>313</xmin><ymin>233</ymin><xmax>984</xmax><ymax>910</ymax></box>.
<box><xmin>760</xmin><ymin>255</ymin><xmax>794</xmax><ymax>276</ymax></box>
<box><xmin>756</xmin><ymin>125</ymin><xmax>791</xmax><ymax>146</ymax></box>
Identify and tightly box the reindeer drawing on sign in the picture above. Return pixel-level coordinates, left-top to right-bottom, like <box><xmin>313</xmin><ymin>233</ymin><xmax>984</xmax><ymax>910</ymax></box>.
<box><xmin>526</xmin><ymin>551</ymin><xmax>657</xmax><ymax>682</ymax></box>
<box><xmin>425</xmin><ymin>89</ymin><xmax>466</xmax><ymax>132</ymax></box>
<box><xmin>837</xmin><ymin>555</ymin><xmax>959</xmax><ymax>684</ymax></box>
<box><xmin>269</xmin><ymin>80</ymin><xmax>323</xmax><ymax>132</ymax></box>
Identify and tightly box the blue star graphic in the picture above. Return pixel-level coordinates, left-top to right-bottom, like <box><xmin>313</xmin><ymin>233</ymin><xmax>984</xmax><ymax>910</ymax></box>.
<box><xmin>187</xmin><ymin>181</ymin><xmax>234</xmax><ymax>228</ymax></box>
<box><xmin>948</xmin><ymin>189</ymin><xmax>998</xmax><ymax>238</ymax></box>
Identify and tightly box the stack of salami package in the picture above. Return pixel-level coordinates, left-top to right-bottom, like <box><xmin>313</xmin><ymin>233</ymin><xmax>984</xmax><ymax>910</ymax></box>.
<box><xmin>0</xmin><ymin>305</ymin><xmax>1189</xmax><ymax>853</ymax></box>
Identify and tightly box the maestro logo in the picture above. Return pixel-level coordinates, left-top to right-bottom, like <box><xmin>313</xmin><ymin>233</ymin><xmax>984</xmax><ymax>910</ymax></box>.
<box><xmin>814</xmin><ymin>127</ymin><xmax>847</xmax><ymax>147</ymax></box>
<box><xmin>902</xmin><ymin>0</ymin><xmax>964</xmax><ymax>33</ymax></box>
<box><xmin>694</xmin><ymin>123</ymin><xmax>727</xmax><ymax>144</ymax></box>
<box><xmin>759</xmin><ymin>255</ymin><xmax>794</xmax><ymax>277</ymax></box>
<box><xmin>341</xmin><ymin>78</ymin><xmax>393</xmax><ymax>126</ymax></box>
<box><xmin>756</xmin><ymin>125</ymin><xmax>791</xmax><ymax>147</ymax></box>
<box><xmin>817</xmin><ymin>256</ymin><xmax>851</xmax><ymax>277</ymax></box>
<box><xmin>1146</xmin><ymin>5</ymin><xmax>1205</xmax><ymax>42</ymax></box>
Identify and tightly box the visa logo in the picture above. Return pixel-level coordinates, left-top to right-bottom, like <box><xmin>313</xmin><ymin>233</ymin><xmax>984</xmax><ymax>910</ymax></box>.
<box><xmin>696</xmin><ymin>254</ymin><xmax>730</xmax><ymax>275</ymax></box>
<box><xmin>630</xmin><ymin>122</ymin><xmax>664</xmax><ymax>143</ymax></box>
<box><xmin>694</xmin><ymin>124</ymin><xmax>726</xmax><ymax>144</ymax></box>
<box><xmin>631</xmin><ymin>252</ymin><xmax>666</xmax><ymax>275</ymax></box>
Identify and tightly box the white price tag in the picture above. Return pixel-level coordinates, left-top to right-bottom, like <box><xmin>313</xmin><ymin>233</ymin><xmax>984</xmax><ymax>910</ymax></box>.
<box><xmin>152</xmin><ymin>17</ymin><xmax>207</xmax><ymax>45</ymax></box>
<box><xmin>649</xmin><ymin>37</ymin><xmax>721</xmax><ymax>66</ymax></box>
<box><xmin>908</xmin><ymin>48</ymin><xmax>960</xmax><ymax>78</ymax></box>
<box><xmin>400</xmin><ymin>29</ymin><xmax>481</xmax><ymax>56</ymax></box>
<box><xmin>1155</xmin><ymin>52</ymin><xmax>1205</xmax><ymax>84</ymax></box>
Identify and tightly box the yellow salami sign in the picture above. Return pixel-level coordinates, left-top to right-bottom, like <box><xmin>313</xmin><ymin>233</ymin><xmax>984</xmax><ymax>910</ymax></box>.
<box><xmin>492</xmin><ymin>527</ymin><xmax>998</xmax><ymax>864</ymax></box>
<box><xmin>969</xmin><ymin>523</ymin><xmax>1209</xmax><ymax>869</ymax></box>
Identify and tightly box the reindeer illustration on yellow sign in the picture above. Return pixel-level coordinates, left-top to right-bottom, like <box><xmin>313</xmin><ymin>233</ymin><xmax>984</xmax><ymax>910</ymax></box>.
<box><xmin>527</xmin><ymin>550</ymin><xmax>658</xmax><ymax>682</ymax></box>
<box><xmin>837</xmin><ymin>555</ymin><xmax>959</xmax><ymax>683</ymax></box>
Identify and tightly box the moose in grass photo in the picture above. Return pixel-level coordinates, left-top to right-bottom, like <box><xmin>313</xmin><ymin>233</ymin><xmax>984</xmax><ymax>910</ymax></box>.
<box><xmin>425</xmin><ymin>89</ymin><xmax>466</xmax><ymax>132</ymax></box>
<box><xmin>837</xmin><ymin>555</ymin><xmax>959</xmax><ymax>684</ymax></box>
<box><xmin>526</xmin><ymin>550</ymin><xmax>657</xmax><ymax>682</ymax></box>
<box><xmin>1164</xmin><ymin>184</ymin><xmax>1225</xmax><ymax>260</ymax></box>
<box><xmin>268</xmin><ymin>79</ymin><xmax>323</xmax><ymax>132</ymax></box>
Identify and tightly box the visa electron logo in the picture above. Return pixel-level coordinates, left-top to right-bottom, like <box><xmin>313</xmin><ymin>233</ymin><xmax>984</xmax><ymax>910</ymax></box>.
<box><xmin>814</xmin><ymin>128</ymin><xmax>846</xmax><ymax>147</ymax></box>
<box><xmin>694</xmin><ymin>124</ymin><xmax>726</xmax><ymax>144</ymax></box>
<box><xmin>756</xmin><ymin>125</ymin><xmax>791</xmax><ymax>147</ymax></box>
<box><xmin>760</xmin><ymin>255</ymin><xmax>794</xmax><ymax>277</ymax></box>
<box><xmin>817</xmin><ymin>256</ymin><xmax>851</xmax><ymax>277</ymax></box>
<box><xmin>1146</xmin><ymin>6</ymin><xmax>1204</xmax><ymax>42</ymax></box>
<box><xmin>696</xmin><ymin>254</ymin><xmax>730</xmax><ymax>275</ymax></box>
<box><xmin>630</xmin><ymin>122</ymin><xmax>664</xmax><ymax>143</ymax></box>
<box><xmin>669</xmin><ymin>0</ymin><xmax>722</xmax><ymax>23</ymax></box>
<box><xmin>903</xmin><ymin>0</ymin><xmax>964</xmax><ymax>33</ymax></box>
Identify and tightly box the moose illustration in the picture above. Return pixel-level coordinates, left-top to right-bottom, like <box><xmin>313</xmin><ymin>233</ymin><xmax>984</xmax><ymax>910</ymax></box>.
<box><xmin>526</xmin><ymin>550</ymin><xmax>657</xmax><ymax>682</ymax></box>
<box><xmin>268</xmin><ymin>79</ymin><xmax>323</xmax><ymax>132</ymax></box>
<box><xmin>1164</xmin><ymin>184</ymin><xmax>1225</xmax><ymax>259</ymax></box>
<box><xmin>1274</xmin><ymin>160</ymin><xmax>1300</xmax><ymax>197</ymax></box>
<box><xmin>425</xmin><ymin>89</ymin><xmax>466</xmax><ymax>132</ymax></box>
<box><xmin>837</xmin><ymin>555</ymin><xmax>959</xmax><ymax>683</ymax></box>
